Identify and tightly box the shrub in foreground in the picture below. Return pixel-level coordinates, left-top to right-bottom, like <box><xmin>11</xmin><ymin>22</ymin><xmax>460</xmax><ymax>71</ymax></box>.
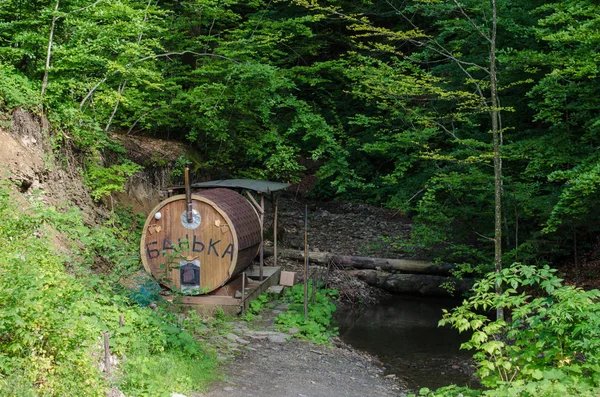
<box><xmin>413</xmin><ymin>263</ymin><xmax>600</xmax><ymax>396</ymax></box>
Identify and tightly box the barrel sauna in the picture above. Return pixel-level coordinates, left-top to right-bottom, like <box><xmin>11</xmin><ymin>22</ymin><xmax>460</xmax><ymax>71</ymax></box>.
<box><xmin>140</xmin><ymin>188</ymin><xmax>261</xmax><ymax>294</ymax></box>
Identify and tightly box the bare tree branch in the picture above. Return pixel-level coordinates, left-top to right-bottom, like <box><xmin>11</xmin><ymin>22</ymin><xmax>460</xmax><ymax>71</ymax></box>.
<box><xmin>41</xmin><ymin>0</ymin><xmax>60</xmax><ymax>97</ymax></box>
<box><xmin>127</xmin><ymin>106</ymin><xmax>162</xmax><ymax>134</ymax></box>
<box><xmin>250</xmin><ymin>0</ymin><xmax>274</xmax><ymax>40</ymax></box>
<box><xmin>104</xmin><ymin>80</ymin><xmax>126</xmax><ymax>133</ymax></box>
<box><xmin>80</xmin><ymin>76</ymin><xmax>107</xmax><ymax>110</ymax></box>
<box><xmin>137</xmin><ymin>0</ymin><xmax>153</xmax><ymax>42</ymax></box>
<box><xmin>452</xmin><ymin>0</ymin><xmax>491</xmax><ymax>43</ymax></box>
<box><xmin>474</xmin><ymin>231</ymin><xmax>495</xmax><ymax>242</ymax></box>
<box><xmin>68</xmin><ymin>0</ymin><xmax>104</xmax><ymax>15</ymax></box>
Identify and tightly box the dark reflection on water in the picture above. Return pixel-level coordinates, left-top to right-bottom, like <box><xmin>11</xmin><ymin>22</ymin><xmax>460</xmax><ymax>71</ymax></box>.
<box><xmin>336</xmin><ymin>295</ymin><xmax>476</xmax><ymax>391</ymax></box>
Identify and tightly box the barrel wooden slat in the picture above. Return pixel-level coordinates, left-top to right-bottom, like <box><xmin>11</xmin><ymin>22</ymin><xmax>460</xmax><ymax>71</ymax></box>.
<box><xmin>140</xmin><ymin>189</ymin><xmax>261</xmax><ymax>294</ymax></box>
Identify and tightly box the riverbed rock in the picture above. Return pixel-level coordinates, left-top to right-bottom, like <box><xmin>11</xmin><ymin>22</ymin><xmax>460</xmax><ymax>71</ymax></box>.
<box><xmin>226</xmin><ymin>333</ymin><xmax>250</xmax><ymax>345</ymax></box>
<box><xmin>267</xmin><ymin>333</ymin><xmax>288</xmax><ymax>343</ymax></box>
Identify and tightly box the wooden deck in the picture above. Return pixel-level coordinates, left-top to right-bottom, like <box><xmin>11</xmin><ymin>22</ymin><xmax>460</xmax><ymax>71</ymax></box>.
<box><xmin>164</xmin><ymin>266</ymin><xmax>282</xmax><ymax>315</ymax></box>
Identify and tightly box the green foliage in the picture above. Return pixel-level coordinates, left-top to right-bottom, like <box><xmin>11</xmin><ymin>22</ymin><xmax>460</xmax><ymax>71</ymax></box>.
<box><xmin>0</xmin><ymin>210</ymin><xmax>105</xmax><ymax>395</ymax></box>
<box><xmin>0</xmin><ymin>183</ymin><xmax>217</xmax><ymax>396</ymax></box>
<box><xmin>129</xmin><ymin>277</ymin><xmax>163</xmax><ymax>307</ymax></box>
<box><xmin>91</xmin><ymin>204</ymin><xmax>146</xmax><ymax>281</ymax></box>
<box><xmin>434</xmin><ymin>263</ymin><xmax>600</xmax><ymax>396</ymax></box>
<box><xmin>2</xmin><ymin>0</ymin><xmax>600</xmax><ymax>303</ymax></box>
<box><xmin>115</xmin><ymin>308</ymin><xmax>217</xmax><ymax>396</ymax></box>
<box><xmin>249</xmin><ymin>292</ymin><xmax>273</xmax><ymax>315</ymax></box>
<box><xmin>275</xmin><ymin>282</ymin><xmax>338</xmax><ymax>345</ymax></box>
<box><xmin>84</xmin><ymin>158</ymin><xmax>142</xmax><ymax>201</ymax></box>
<box><xmin>275</xmin><ymin>0</ymin><xmax>600</xmax><ymax>270</ymax></box>
<box><xmin>170</xmin><ymin>155</ymin><xmax>193</xmax><ymax>180</ymax></box>
<box><xmin>5</xmin><ymin>0</ymin><xmax>600</xmax><ymax>393</ymax></box>
<box><xmin>0</xmin><ymin>63</ymin><xmax>41</xmax><ymax>110</ymax></box>
<box><xmin>240</xmin><ymin>291</ymin><xmax>274</xmax><ymax>322</ymax></box>
<box><xmin>120</xmin><ymin>350</ymin><xmax>215</xmax><ymax>397</ymax></box>
<box><xmin>413</xmin><ymin>384</ymin><xmax>481</xmax><ymax>397</ymax></box>
<box><xmin>543</xmin><ymin>158</ymin><xmax>600</xmax><ymax>234</ymax></box>
<box><xmin>414</xmin><ymin>379</ymin><xmax>600</xmax><ymax>397</ymax></box>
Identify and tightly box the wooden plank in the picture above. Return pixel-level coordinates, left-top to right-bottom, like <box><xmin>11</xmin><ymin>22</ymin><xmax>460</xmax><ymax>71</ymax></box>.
<box><xmin>242</xmin><ymin>267</ymin><xmax>281</xmax><ymax>310</ymax></box>
<box><xmin>273</xmin><ymin>193</ymin><xmax>279</xmax><ymax>267</ymax></box>
<box><xmin>260</xmin><ymin>194</ymin><xmax>264</xmax><ymax>281</ymax></box>
<box><xmin>167</xmin><ymin>295</ymin><xmax>241</xmax><ymax>306</ymax></box>
<box><xmin>267</xmin><ymin>285</ymin><xmax>285</xmax><ymax>295</ymax></box>
<box><xmin>165</xmin><ymin>266</ymin><xmax>282</xmax><ymax>316</ymax></box>
<box><xmin>246</xmin><ymin>266</ymin><xmax>279</xmax><ymax>279</ymax></box>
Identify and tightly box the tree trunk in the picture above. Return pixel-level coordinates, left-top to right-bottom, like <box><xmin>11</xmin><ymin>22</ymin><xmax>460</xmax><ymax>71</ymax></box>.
<box><xmin>41</xmin><ymin>0</ymin><xmax>60</xmax><ymax>98</ymax></box>
<box><xmin>489</xmin><ymin>0</ymin><xmax>504</xmax><ymax>321</ymax></box>
<box><xmin>264</xmin><ymin>247</ymin><xmax>457</xmax><ymax>276</ymax></box>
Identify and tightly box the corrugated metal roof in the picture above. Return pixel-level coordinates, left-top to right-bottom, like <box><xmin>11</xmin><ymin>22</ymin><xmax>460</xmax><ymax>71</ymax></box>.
<box><xmin>191</xmin><ymin>179</ymin><xmax>291</xmax><ymax>194</ymax></box>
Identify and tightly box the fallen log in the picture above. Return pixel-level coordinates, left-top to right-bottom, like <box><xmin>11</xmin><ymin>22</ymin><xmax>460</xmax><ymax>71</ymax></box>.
<box><xmin>264</xmin><ymin>247</ymin><xmax>455</xmax><ymax>276</ymax></box>
<box><xmin>349</xmin><ymin>270</ymin><xmax>474</xmax><ymax>297</ymax></box>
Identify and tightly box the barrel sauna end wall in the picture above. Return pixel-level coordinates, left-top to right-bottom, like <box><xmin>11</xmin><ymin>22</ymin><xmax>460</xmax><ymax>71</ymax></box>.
<box><xmin>140</xmin><ymin>188</ymin><xmax>261</xmax><ymax>294</ymax></box>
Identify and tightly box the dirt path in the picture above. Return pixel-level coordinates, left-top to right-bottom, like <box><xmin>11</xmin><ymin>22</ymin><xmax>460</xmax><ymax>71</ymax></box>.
<box><xmin>204</xmin><ymin>341</ymin><xmax>404</xmax><ymax>397</ymax></box>
<box><xmin>201</xmin><ymin>304</ymin><xmax>407</xmax><ymax>397</ymax></box>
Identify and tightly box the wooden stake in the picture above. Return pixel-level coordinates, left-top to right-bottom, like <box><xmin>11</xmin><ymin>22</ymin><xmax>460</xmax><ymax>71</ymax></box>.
<box><xmin>304</xmin><ymin>205</ymin><xmax>308</xmax><ymax>320</ymax></box>
<box><xmin>241</xmin><ymin>272</ymin><xmax>246</xmax><ymax>315</ymax></box>
<box><xmin>245</xmin><ymin>191</ymin><xmax>264</xmax><ymax>214</ymax></box>
<box><xmin>103</xmin><ymin>332</ymin><xmax>111</xmax><ymax>374</ymax></box>
<box><xmin>311</xmin><ymin>267</ymin><xmax>317</xmax><ymax>304</ymax></box>
<box><xmin>273</xmin><ymin>194</ymin><xmax>279</xmax><ymax>268</ymax></box>
<box><xmin>119</xmin><ymin>315</ymin><xmax>124</xmax><ymax>327</ymax></box>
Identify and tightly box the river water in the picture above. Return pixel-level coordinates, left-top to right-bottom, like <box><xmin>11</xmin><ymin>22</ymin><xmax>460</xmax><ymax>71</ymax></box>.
<box><xmin>336</xmin><ymin>295</ymin><xmax>476</xmax><ymax>391</ymax></box>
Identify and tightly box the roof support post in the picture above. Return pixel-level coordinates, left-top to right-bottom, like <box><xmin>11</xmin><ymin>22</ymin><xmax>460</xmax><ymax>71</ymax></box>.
<box><xmin>259</xmin><ymin>194</ymin><xmax>264</xmax><ymax>281</ymax></box>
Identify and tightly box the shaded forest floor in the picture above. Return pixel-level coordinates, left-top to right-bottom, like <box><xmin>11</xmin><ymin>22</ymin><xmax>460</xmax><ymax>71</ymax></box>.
<box><xmin>263</xmin><ymin>192</ymin><xmax>600</xmax><ymax>291</ymax></box>
<box><xmin>263</xmin><ymin>193</ymin><xmax>414</xmax><ymax>259</ymax></box>
<box><xmin>260</xmin><ymin>193</ymin><xmax>416</xmax><ymax>304</ymax></box>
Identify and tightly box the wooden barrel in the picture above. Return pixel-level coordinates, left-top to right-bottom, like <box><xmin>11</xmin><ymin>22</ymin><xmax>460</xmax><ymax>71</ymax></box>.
<box><xmin>140</xmin><ymin>188</ymin><xmax>261</xmax><ymax>294</ymax></box>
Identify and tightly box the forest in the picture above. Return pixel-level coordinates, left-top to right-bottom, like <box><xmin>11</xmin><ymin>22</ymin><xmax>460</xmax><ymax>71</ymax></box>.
<box><xmin>1</xmin><ymin>0</ymin><xmax>600</xmax><ymax>396</ymax></box>
<box><xmin>2</xmin><ymin>0</ymin><xmax>599</xmax><ymax>270</ymax></box>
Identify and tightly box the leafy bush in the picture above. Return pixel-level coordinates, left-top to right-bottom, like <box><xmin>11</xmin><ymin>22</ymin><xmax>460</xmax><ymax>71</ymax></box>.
<box><xmin>0</xmin><ymin>186</ymin><xmax>105</xmax><ymax>395</ymax></box>
<box><xmin>120</xmin><ymin>350</ymin><xmax>216</xmax><ymax>397</ymax></box>
<box><xmin>275</xmin><ymin>282</ymin><xmax>339</xmax><ymax>345</ymax></box>
<box><xmin>91</xmin><ymin>204</ymin><xmax>146</xmax><ymax>281</ymax></box>
<box><xmin>417</xmin><ymin>263</ymin><xmax>600</xmax><ymax>396</ymax></box>
<box><xmin>84</xmin><ymin>158</ymin><xmax>142</xmax><ymax>201</ymax></box>
<box><xmin>0</xmin><ymin>63</ymin><xmax>40</xmax><ymax>110</ymax></box>
<box><xmin>0</xmin><ymin>182</ymin><xmax>217</xmax><ymax>396</ymax></box>
<box><xmin>241</xmin><ymin>292</ymin><xmax>274</xmax><ymax>322</ymax></box>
